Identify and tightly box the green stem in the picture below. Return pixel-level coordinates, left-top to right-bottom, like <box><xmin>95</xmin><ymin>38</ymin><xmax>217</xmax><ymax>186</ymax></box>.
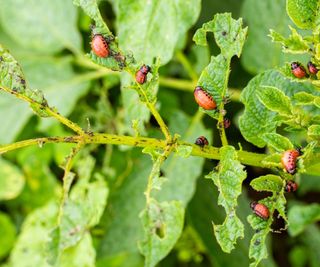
<box><xmin>0</xmin><ymin>133</ymin><xmax>272</xmax><ymax>169</ymax></box>
<box><xmin>126</xmin><ymin>69</ymin><xmax>171</xmax><ymax>140</ymax></box>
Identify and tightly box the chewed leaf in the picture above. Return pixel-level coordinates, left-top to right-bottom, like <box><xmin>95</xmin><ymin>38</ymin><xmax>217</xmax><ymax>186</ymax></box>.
<box><xmin>0</xmin><ymin>44</ymin><xmax>27</xmax><ymax>93</ymax></box>
<box><xmin>286</xmin><ymin>0</ymin><xmax>319</xmax><ymax>29</ymax></box>
<box><xmin>197</xmin><ymin>54</ymin><xmax>228</xmax><ymax>104</ymax></box>
<box><xmin>269</xmin><ymin>26</ymin><xmax>309</xmax><ymax>54</ymax></box>
<box><xmin>262</xmin><ymin>133</ymin><xmax>294</xmax><ymax>152</ymax></box>
<box><xmin>250</xmin><ymin>175</ymin><xmax>284</xmax><ymax>193</ymax></box>
<box><xmin>308</xmin><ymin>124</ymin><xmax>320</xmax><ymax>139</ymax></box>
<box><xmin>206</xmin><ymin>146</ymin><xmax>246</xmax><ymax>252</ymax></box>
<box><xmin>194</xmin><ymin>13</ymin><xmax>247</xmax><ymax>58</ymax></box>
<box><xmin>139</xmin><ymin>199</ymin><xmax>184</xmax><ymax>267</ymax></box>
<box><xmin>248</xmin><ymin>192</ymin><xmax>287</xmax><ymax>266</ymax></box>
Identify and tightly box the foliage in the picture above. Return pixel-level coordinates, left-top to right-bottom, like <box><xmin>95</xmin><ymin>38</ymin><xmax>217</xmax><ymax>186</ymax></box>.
<box><xmin>0</xmin><ymin>0</ymin><xmax>320</xmax><ymax>267</ymax></box>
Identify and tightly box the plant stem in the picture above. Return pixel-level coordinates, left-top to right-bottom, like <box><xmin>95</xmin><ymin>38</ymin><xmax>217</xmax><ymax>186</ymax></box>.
<box><xmin>126</xmin><ymin>69</ymin><xmax>171</xmax><ymax>140</ymax></box>
<box><xmin>0</xmin><ymin>133</ymin><xmax>273</xmax><ymax>169</ymax></box>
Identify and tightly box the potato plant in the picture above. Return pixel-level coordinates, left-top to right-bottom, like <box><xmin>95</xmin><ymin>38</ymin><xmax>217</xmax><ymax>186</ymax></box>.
<box><xmin>0</xmin><ymin>0</ymin><xmax>319</xmax><ymax>267</ymax></box>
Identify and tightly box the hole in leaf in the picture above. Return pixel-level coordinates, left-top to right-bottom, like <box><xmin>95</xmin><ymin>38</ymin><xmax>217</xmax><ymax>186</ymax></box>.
<box><xmin>155</xmin><ymin>223</ymin><xmax>165</xmax><ymax>238</ymax></box>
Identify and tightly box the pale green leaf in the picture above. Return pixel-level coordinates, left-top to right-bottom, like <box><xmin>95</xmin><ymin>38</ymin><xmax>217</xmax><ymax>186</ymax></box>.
<box><xmin>262</xmin><ymin>133</ymin><xmax>294</xmax><ymax>152</ymax></box>
<box><xmin>261</xmin><ymin>154</ymin><xmax>283</xmax><ymax>168</ymax></box>
<box><xmin>139</xmin><ymin>199</ymin><xmax>184</xmax><ymax>267</ymax></box>
<box><xmin>294</xmin><ymin>91</ymin><xmax>317</xmax><ymax>104</ymax></box>
<box><xmin>114</xmin><ymin>0</ymin><xmax>201</xmax><ymax>65</ymax></box>
<box><xmin>250</xmin><ymin>175</ymin><xmax>284</xmax><ymax>193</ymax></box>
<box><xmin>308</xmin><ymin>124</ymin><xmax>320</xmax><ymax>139</ymax></box>
<box><xmin>286</xmin><ymin>0</ymin><xmax>319</xmax><ymax>29</ymax></box>
<box><xmin>239</xmin><ymin>70</ymin><xmax>315</xmax><ymax>147</ymax></box>
<box><xmin>206</xmin><ymin>146</ymin><xmax>246</xmax><ymax>253</ymax></box>
<box><xmin>0</xmin><ymin>0</ymin><xmax>81</xmax><ymax>54</ymax></box>
<box><xmin>288</xmin><ymin>203</ymin><xmax>320</xmax><ymax>236</ymax></box>
<box><xmin>257</xmin><ymin>86</ymin><xmax>293</xmax><ymax>116</ymax></box>
<box><xmin>269</xmin><ymin>26</ymin><xmax>310</xmax><ymax>54</ymax></box>
<box><xmin>0</xmin><ymin>158</ymin><xmax>25</xmax><ymax>200</ymax></box>
<box><xmin>0</xmin><ymin>212</ymin><xmax>16</xmax><ymax>260</ymax></box>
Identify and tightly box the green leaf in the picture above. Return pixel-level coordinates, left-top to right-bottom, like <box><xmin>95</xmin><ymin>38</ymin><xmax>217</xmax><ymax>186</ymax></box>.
<box><xmin>261</xmin><ymin>154</ymin><xmax>283</xmax><ymax>168</ymax></box>
<box><xmin>206</xmin><ymin>146</ymin><xmax>246</xmax><ymax>253</ymax></box>
<box><xmin>194</xmin><ymin>13</ymin><xmax>247</xmax><ymax>58</ymax></box>
<box><xmin>188</xmin><ymin>179</ymin><xmax>277</xmax><ymax>267</ymax></box>
<box><xmin>139</xmin><ymin>199</ymin><xmax>184</xmax><ymax>267</ymax></box>
<box><xmin>257</xmin><ymin>86</ymin><xmax>293</xmax><ymax>116</ymax></box>
<box><xmin>47</xmin><ymin>158</ymin><xmax>108</xmax><ymax>265</ymax></box>
<box><xmin>308</xmin><ymin>124</ymin><xmax>320</xmax><ymax>139</ymax></box>
<box><xmin>0</xmin><ymin>212</ymin><xmax>16</xmax><ymax>260</ymax></box>
<box><xmin>0</xmin><ymin>158</ymin><xmax>25</xmax><ymax>200</ymax></box>
<box><xmin>261</xmin><ymin>133</ymin><xmax>294</xmax><ymax>152</ymax></box>
<box><xmin>241</xmin><ymin>0</ymin><xmax>306</xmax><ymax>74</ymax></box>
<box><xmin>286</xmin><ymin>0</ymin><xmax>319</xmax><ymax>29</ymax></box>
<box><xmin>294</xmin><ymin>91</ymin><xmax>317</xmax><ymax>104</ymax></box>
<box><xmin>248</xmin><ymin>194</ymin><xmax>287</xmax><ymax>267</ymax></box>
<box><xmin>0</xmin><ymin>0</ymin><xmax>81</xmax><ymax>54</ymax></box>
<box><xmin>250</xmin><ymin>175</ymin><xmax>284</xmax><ymax>192</ymax></box>
<box><xmin>239</xmin><ymin>70</ymin><xmax>315</xmax><ymax>147</ymax></box>
<box><xmin>288</xmin><ymin>203</ymin><xmax>320</xmax><ymax>236</ymax></box>
<box><xmin>113</xmin><ymin>0</ymin><xmax>201</xmax><ymax>65</ymax></box>
<box><xmin>269</xmin><ymin>26</ymin><xmax>310</xmax><ymax>54</ymax></box>
<box><xmin>8</xmin><ymin>202</ymin><xmax>57</xmax><ymax>267</ymax></box>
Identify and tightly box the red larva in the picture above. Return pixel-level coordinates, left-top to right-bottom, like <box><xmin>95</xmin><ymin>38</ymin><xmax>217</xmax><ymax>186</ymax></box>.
<box><xmin>91</xmin><ymin>34</ymin><xmax>109</xmax><ymax>58</ymax></box>
<box><xmin>307</xmin><ymin>61</ymin><xmax>318</xmax><ymax>75</ymax></box>
<box><xmin>285</xmin><ymin>180</ymin><xmax>298</xmax><ymax>193</ymax></box>
<box><xmin>223</xmin><ymin>118</ymin><xmax>231</xmax><ymax>129</ymax></box>
<box><xmin>194</xmin><ymin>86</ymin><xmax>217</xmax><ymax>110</ymax></box>
<box><xmin>136</xmin><ymin>65</ymin><xmax>151</xmax><ymax>84</ymax></box>
<box><xmin>291</xmin><ymin>62</ymin><xmax>307</xmax><ymax>78</ymax></box>
<box><xmin>250</xmin><ymin>202</ymin><xmax>270</xmax><ymax>220</ymax></box>
<box><xmin>281</xmin><ymin>149</ymin><xmax>300</xmax><ymax>175</ymax></box>
<box><xmin>195</xmin><ymin>136</ymin><xmax>209</xmax><ymax>147</ymax></box>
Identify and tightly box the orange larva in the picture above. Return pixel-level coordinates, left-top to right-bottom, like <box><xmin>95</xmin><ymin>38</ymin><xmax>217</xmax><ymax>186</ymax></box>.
<box><xmin>136</xmin><ymin>65</ymin><xmax>151</xmax><ymax>84</ymax></box>
<box><xmin>250</xmin><ymin>202</ymin><xmax>270</xmax><ymax>220</ymax></box>
<box><xmin>194</xmin><ymin>86</ymin><xmax>217</xmax><ymax>110</ymax></box>
<box><xmin>285</xmin><ymin>180</ymin><xmax>298</xmax><ymax>193</ymax></box>
<box><xmin>281</xmin><ymin>149</ymin><xmax>300</xmax><ymax>175</ymax></box>
<box><xmin>91</xmin><ymin>34</ymin><xmax>109</xmax><ymax>58</ymax></box>
<box><xmin>291</xmin><ymin>62</ymin><xmax>307</xmax><ymax>78</ymax></box>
